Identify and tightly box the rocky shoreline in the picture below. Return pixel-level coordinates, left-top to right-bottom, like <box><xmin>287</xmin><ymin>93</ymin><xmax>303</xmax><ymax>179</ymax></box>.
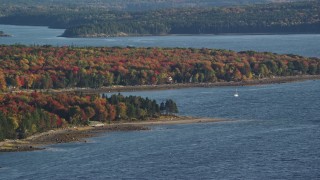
<box><xmin>0</xmin><ymin>117</ymin><xmax>224</xmax><ymax>153</ymax></box>
<box><xmin>0</xmin><ymin>124</ymin><xmax>150</xmax><ymax>152</ymax></box>
<box><xmin>70</xmin><ymin>75</ymin><xmax>320</xmax><ymax>94</ymax></box>
<box><xmin>5</xmin><ymin>74</ymin><xmax>320</xmax><ymax>96</ymax></box>
<box><xmin>12</xmin><ymin>75</ymin><xmax>319</xmax><ymax>95</ymax></box>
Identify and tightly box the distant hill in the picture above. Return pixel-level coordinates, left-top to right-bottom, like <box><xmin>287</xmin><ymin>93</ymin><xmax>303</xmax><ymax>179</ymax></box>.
<box><xmin>0</xmin><ymin>0</ymin><xmax>318</xmax><ymax>37</ymax></box>
<box><xmin>64</xmin><ymin>0</ymin><xmax>320</xmax><ymax>37</ymax></box>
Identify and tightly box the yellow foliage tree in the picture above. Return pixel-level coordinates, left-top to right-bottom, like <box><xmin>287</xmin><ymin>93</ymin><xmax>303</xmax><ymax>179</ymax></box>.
<box><xmin>0</xmin><ymin>69</ymin><xmax>6</xmax><ymax>91</ymax></box>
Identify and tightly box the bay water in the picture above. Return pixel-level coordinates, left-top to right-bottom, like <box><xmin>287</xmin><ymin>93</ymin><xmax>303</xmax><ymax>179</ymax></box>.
<box><xmin>1</xmin><ymin>80</ymin><xmax>320</xmax><ymax>179</ymax></box>
<box><xmin>0</xmin><ymin>24</ymin><xmax>320</xmax><ymax>179</ymax></box>
<box><xmin>0</xmin><ymin>25</ymin><xmax>320</xmax><ymax>57</ymax></box>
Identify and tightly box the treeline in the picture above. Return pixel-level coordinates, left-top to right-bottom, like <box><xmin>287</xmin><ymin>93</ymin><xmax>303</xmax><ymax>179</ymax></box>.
<box><xmin>0</xmin><ymin>1</ymin><xmax>319</xmax><ymax>37</ymax></box>
<box><xmin>0</xmin><ymin>0</ymin><xmax>296</xmax><ymax>11</ymax></box>
<box><xmin>63</xmin><ymin>1</ymin><xmax>320</xmax><ymax>37</ymax></box>
<box><xmin>0</xmin><ymin>92</ymin><xmax>177</xmax><ymax>140</ymax></box>
<box><xmin>0</xmin><ymin>45</ymin><xmax>320</xmax><ymax>91</ymax></box>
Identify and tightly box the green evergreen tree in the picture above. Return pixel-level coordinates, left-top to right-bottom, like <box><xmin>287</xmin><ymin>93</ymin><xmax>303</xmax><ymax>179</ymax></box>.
<box><xmin>165</xmin><ymin>99</ymin><xmax>179</xmax><ymax>114</ymax></box>
<box><xmin>160</xmin><ymin>102</ymin><xmax>166</xmax><ymax>113</ymax></box>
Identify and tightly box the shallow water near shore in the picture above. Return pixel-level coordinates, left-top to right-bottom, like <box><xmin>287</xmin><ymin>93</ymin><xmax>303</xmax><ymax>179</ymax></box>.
<box><xmin>1</xmin><ymin>80</ymin><xmax>320</xmax><ymax>179</ymax></box>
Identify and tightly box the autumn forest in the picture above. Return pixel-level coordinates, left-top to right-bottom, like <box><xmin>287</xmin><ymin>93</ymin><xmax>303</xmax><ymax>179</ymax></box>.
<box><xmin>0</xmin><ymin>44</ymin><xmax>320</xmax><ymax>140</ymax></box>
<box><xmin>0</xmin><ymin>92</ymin><xmax>179</xmax><ymax>141</ymax></box>
<box><xmin>0</xmin><ymin>45</ymin><xmax>320</xmax><ymax>91</ymax></box>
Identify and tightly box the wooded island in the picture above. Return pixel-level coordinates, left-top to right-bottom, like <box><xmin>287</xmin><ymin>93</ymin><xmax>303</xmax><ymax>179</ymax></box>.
<box><xmin>0</xmin><ymin>0</ymin><xmax>319</xmax><ymax>37</ymax></box>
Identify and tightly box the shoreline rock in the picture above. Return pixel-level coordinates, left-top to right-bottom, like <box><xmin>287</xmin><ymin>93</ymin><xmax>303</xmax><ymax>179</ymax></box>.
<box><xmin>6</xmin><ymin>75</ymin><xmax>320</xmax><ymax>96</ymax></box>
<box><xmin>0</xmin><ymin>34</ymin><xmax>11</xmax><ymax>37</ymax></box>
<box><xmin>71</xmin><ymin>75</ymin><xmax>320</xmax><ymax>94</ymax></box>
<box><xmin>0</xmin><ymin>117</ymin><xmax>223</xmax><ymax>153</ymax></box>
<box><xmin>0</xmin><ymin>31</ymin><xmax>11</xmax><ymax>37</ymax></box>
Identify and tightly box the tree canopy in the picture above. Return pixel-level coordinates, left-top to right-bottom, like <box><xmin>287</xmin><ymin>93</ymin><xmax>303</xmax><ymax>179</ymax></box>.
<box><xmin>0</xmin><ymin>92</ymin><xmax>175</xmax><ymax>140</ymax></box>
<box><xmin>0</xmin><ymin>0</ymin><xmax>304</xmax><ymax>11</ymax></box>
<box><xmin>0</xmin><ymin>45</ymin><xmax>319</xmax><ymax>92</ymax></box>
<box><xmin>0</xmin><ymin>1</ymin><xmax>319</xmax><ymax>37</ymax></box>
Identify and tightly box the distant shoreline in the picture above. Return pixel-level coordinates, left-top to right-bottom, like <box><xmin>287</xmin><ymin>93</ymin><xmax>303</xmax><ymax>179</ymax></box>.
<box><xmin>1</xmin><ymin>24</ymin><xmax>320</xmax><ymax>38</ymax></box>
<box><xmin>62</xmin><ymin>32</ymin><xmax>320</xmax><ymax>38</ymax></box>
<box><xmin>0</xmin><ymin>116</ymin><xmax>226</xmax><ymax>152</ymax></box>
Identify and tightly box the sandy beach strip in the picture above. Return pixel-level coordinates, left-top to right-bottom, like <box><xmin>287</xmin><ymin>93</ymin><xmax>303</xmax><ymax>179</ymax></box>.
<box><xmin>0</xmin><ymin>116</ymin><xmax>226</xmax><ymax>153</ymax></box>
<box><xmin>121</xmin><ymin>117</ymin><xmax>226</xmax><ymax>125</ymax></box>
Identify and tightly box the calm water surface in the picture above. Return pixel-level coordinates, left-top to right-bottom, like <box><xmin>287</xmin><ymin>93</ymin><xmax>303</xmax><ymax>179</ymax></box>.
<box><xmin>1</xmin><ymin>24</ymin><xmax>320</xmax><ymax>179</ymax></box>
<box><xmin>1</xmin><ymin>24</ymin><xmax>320</xmax><ymax>57</ymax></box>
<box><xmin>1</xmin><ymin>80</ymin><xmax>320</xmax><ymax>179</ymax></box>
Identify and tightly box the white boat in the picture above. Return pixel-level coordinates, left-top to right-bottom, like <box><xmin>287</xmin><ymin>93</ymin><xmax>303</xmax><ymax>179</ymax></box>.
<box><xmin>234</xmin><ymin>89</ymin><xmax>239</xmax><ymax>97</ymax></box>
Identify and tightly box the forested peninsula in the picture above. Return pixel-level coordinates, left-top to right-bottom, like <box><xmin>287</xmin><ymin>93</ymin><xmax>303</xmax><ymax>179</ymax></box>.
<box><xmin>0</xmin><ymin>0</ymin><xmax>319</xmax><ymax>37</ymax></box>
<box><xmin>0</xmin><ymin>92</ymin><xmax>178</xmax><ymax>141</ymax></box>
<box><xmin>1</xmin><ymin>45</ymin><xmax>320</xmax><ymax>144</ymax></box>
<box><xmin>0</xmin><ymin>45</ymin><xmax>320</xmax><ymax>92</ymax></box>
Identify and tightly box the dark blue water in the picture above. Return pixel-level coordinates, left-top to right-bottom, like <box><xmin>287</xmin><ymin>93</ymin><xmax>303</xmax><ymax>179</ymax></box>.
<box><xmin>1</xmin><ymin>80</ymin><xmax>320</xmax><ymax>179</ymax></box>
<box><xmin>1</xmin><ymin>24</ymin><xmax>320</xmax><ymax>57</ymax></box>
